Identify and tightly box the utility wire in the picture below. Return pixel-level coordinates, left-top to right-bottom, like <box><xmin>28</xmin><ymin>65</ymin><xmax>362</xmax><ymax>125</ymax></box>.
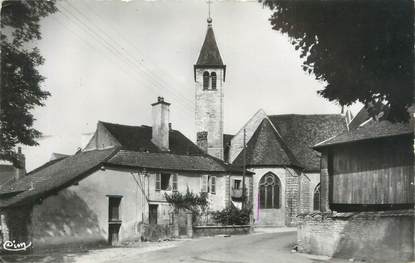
<box><xmin>61</xmin><ymin>1</ymin><xmax>195</xmax><ymax>111</ymax></box>
<box><xmin>80</xmin><ymin>0</ymin><xmax>194</xmax><ymax>108</ymax></box>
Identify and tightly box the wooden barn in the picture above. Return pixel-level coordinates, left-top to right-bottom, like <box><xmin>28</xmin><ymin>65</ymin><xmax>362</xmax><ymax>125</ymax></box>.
<box><xmin>317</xmin><ymin>121</ymin><xmax>413</xmax><ymax>212</ymax></box>
<box><xmin>297</xmin><ymin>119</ymin><xmax>414</xmax><ymax>262</ymax></box>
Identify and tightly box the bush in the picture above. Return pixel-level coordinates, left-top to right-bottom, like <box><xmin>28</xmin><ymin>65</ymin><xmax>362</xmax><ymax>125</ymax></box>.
<box><xmin>211</xmin><ymin>206</ymin><xmax>251</xmax><ymax>225</ymax></box>
<box><xmin>164</xmin><ymin>187</ymin><xmax>208</xmax><ymax>213</ymax></box>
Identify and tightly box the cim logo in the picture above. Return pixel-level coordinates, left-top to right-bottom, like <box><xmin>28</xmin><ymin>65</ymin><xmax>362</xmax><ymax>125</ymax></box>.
<box><xmin>2</xmin><ymin>240</ymin><xmax>32</xmax><ymax>252</ymax></box>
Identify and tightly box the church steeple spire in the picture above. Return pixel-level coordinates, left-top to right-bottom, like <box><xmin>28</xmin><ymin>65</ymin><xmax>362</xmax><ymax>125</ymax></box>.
<box><xmin>194</xmin><ymin>2</ymin><xmax>226</xmax><ymax>80</ymax></box>
<box><xmin>195</xmin><ymin>25</ymin><xmax>224</xmax><ymax>67</ymax></box>
<box><xmin>194</xmin><ymin>3</ymin><xmax>226</xmax><ymax>160</ymax></box>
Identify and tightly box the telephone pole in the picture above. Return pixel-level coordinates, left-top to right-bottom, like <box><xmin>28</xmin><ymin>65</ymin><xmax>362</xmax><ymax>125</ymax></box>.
<box><xmin>242</xmin><ymin>128</ymin><xmax>246</xmax><ymax>209</ymax></box>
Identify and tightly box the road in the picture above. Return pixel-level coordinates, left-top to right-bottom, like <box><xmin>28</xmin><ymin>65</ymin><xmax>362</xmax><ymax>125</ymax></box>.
<box><xmin>103</xmin><ymin>231</ymin><xmax>347</xmax><ymax>263</ymax></box>
<box><xmin>2</xmin><ymin>230</ymin><xmax>351</xmax><ymax>263</ymax></box>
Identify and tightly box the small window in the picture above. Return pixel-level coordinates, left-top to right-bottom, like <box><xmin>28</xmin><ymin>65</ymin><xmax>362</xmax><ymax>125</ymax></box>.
<box><xmin>233</xmin><ymin>179</ymin><xmax>241</xmax><ymax>190</ymax></box>
<box><xmin>211</xmin><ymin>72</ymin><xmax>217</xmax><ymax>89</ymax></box>
<box><xmin>108</xmin><ymin>196</ymin><xmax>122</xmax><ymax>221</ymax></box>
<box><xmin>203</xmin><ymin>71</ymin><xmax>209</xmax><ymax>90</ymax></box>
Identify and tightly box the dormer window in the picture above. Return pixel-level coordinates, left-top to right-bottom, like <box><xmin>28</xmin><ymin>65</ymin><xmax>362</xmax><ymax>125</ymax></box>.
<box><xmin>211</xmin><ymin>72</ymin><xmax>217</xmax><ymax>90</ymax></box>
<box><xmin>203</xmin><ymin>71</ymin><xmax>209</xmax><ymax>90</ymax></box>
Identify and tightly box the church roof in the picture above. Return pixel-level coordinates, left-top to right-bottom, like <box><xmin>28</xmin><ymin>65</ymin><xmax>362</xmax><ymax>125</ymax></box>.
<box><xmin>195</xmin><ymin>25</ymin><xmax>224</xmax><ymax>67</ymax></box>
<box><xmin>233</xmin><ymin>119</ymin><xmax>301</xmax><ymax>168</ymax></box>
<box><xmin>268</xmin><ymin>114</ymin><xmax>347</xmax><ymax>172</ymax></box>
<box><xmin>232</xmin><ymin>114</ymin><xmax>347</xmax><ymax>172</ymax></box>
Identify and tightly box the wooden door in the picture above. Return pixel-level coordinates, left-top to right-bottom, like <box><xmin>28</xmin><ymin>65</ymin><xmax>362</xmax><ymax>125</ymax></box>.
<box><xmin>149</xmin><ymin>204</ymin><xmax>158</xmax><ymax>225</ymax></box>
<box><xmin>108</xmin><ymin>224</ymin><xmax>120</xmax><ymax>245</ymax></box>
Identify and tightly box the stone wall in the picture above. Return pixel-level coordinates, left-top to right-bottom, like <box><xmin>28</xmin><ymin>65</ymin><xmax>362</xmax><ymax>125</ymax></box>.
<box><xmin>297</xmin><ymin>210</ymin><xmax>414</xmax><ymax>262</ymax></box>
<box><xmin>195</xmin><ymin>68</ymin><xmax>224</xmax><ymax>160</ymax></box>
<box><xmin>285</xmin><ymin>168</ymin><xmax>300</xmax><ymax>226</ymax></box>
<box><xmin>251</xmin><ymin>167</ymin><xmax>286</xmax><ymax>226</ymax></box>
<box><xmin>193</xmin><ymin>225</ymin><xmax>251</xmax><ymax>237</ymax></box>
<box><xmin>250</xmin><ymin>168</ymin><xmax>318</xmax><ymax>227</ymax></box>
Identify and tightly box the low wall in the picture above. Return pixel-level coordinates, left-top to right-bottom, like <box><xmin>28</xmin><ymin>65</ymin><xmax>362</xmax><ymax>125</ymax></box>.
<box><xmin>193</xmin><ymin>225</ymin><xmax>251</xmax><ymax>237</ymax></box>
<box><xmin>141</xmin><ymin>224</ymin><xmax>172</xmax><ymax>242</ymax></box>
<box><xmin>297</xmin><ymin>210</ymin><xmax>414</xmax><ymax>262</ymax></box>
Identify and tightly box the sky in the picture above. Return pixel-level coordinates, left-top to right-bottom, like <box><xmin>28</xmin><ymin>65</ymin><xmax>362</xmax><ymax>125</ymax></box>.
<box><xmin>21</xmin><ymin>0</ymin><xmax>360</xmax><ymax>170</ymax></box>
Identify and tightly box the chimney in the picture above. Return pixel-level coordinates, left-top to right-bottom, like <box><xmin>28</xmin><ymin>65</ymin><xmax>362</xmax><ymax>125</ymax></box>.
<box><xmin>15</xmin><ymin>147</ymin><xmax>26</xmax><ymax>180</ymax></box>
<box><xmin>151</xmin><ymin>97</ymin><xmax>170</xmax><ymax>151</ymax></box>
<box><xmin>197</xmin><ymin>131</ymin><xmax>208</xmax><ymax>153</ymax></box>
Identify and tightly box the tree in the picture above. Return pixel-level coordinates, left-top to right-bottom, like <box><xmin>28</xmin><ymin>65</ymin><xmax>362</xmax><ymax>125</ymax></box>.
<box><xmin>262</xmin><ymin>0</ymin><xmax>413</xmax><ymax>121</ymax></box>
<box><xmin>1</xmin><ymin>0</ymin><xmax>57</xmax><ymax>158</ymax></box>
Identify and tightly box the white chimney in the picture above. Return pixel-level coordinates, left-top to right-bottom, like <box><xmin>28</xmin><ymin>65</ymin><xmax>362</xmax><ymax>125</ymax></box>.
<box><xmin>151</xmin><ymin>97</ymin><xmax>170</xmax><ymax>151</ymax></box>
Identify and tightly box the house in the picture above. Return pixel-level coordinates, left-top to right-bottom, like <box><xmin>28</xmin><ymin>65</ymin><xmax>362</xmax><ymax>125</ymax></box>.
<box><xmin>297</xmin><ymin>118</ymin><xmax>414</xmax><ymax>262</ymax></box>
<box><xmin>228</xmin><ymin>109</ymin><xmax>347</xmax><ymax>226</ymax></box>
<box><xmin>0</xmin><ymin>97</ymin><xmax>250</xmax><ymax>250</ymax></box>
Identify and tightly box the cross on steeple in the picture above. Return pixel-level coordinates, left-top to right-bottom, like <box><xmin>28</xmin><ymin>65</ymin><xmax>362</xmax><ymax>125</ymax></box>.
<box><xmin>207</xmin><ymin>0</ymin><xmax>213</xmax><ymax>25</ymax></box>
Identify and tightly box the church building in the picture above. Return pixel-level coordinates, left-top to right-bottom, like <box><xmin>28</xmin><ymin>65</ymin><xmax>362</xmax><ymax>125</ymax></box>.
<box><xmin>191</xmin><ymin>16</ymin><xmax>348</xmax><ymax>226</ymax></box>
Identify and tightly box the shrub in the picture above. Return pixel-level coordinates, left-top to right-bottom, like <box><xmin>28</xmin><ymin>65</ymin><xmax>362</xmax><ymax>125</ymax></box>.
<box><xmin>164</xmin><ymin>187</ymin><xmax>208</xmax><ymax>215</ymax></box>
<box><xmin>211</xmin><ymin>206</ymin><xmax>251</xmax><ymax>225</ymax></box>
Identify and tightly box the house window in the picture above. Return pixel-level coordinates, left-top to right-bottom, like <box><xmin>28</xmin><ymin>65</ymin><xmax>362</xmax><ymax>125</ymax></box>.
<box><xmin>201</xmin><ymin>175</ymin><xmax>208</xmax><ymax>193</ymax></box>
<box><xmin>156</xmin><ymin>173</ymin><xmax>173</xmax><ymax>191</ymax></box>
<box><xmin>203</xmin><ymin>71</ymin><xmax>209</xmax><ymax>89</ymax></box>
<box><xmin>259</xmin><ymin>173</ymin><xmax>280</xmax><ymax>209</ymax></box>
<box><xmin>233</xmin><ymin>179</ymin><xmax>241</xmax><ymax>190</ymax></box>
<box><xmin>201</xmin><ymin>175</ymin><xmax>216</xmax><ymax>194</ymax></box>
<box><xmin>313</xmin><ymin>184</ymin><xmax>321</xmax><ymax>211</ymax></box>
<box><xmin>108</xmin><ymin>196</ymin><xmax>122</xmax><ymax>221</ymax></box>
<box><xmin>161</xmin><ymin>173</ymin><xmax>171</xmax><ymax>190</ymax></box>
<box><xmin>211</xmin><ymin>72</ymin><xmax>217</xmax><ymax>89</ymax></box>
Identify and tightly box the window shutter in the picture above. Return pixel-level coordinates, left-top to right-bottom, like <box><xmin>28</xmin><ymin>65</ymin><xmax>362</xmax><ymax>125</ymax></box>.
<box><xmin>172</xmin><ymin>174</ymin><xmax>178</xmax><ymax>192</ymax></box>
<box><xmin>201</xmin><ymin>175</ymin><xmax>208</xmax><ymax>192</ymax></box>
<box><xmin>210</xmin><ymin>176</ymin><xmax>216</xmax><ymax>194</ymax></box>
<box><xmin>155</xmin><ymin>173</ymin><xmax>161</xmax><ymax>191</ymax></box>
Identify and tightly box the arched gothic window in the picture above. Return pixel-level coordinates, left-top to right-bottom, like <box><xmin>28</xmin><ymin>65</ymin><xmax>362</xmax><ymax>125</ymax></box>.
<box><xmin>259</xmin><ymin>173</ymin><xmax>280</xmax><ymax>209</ymax></box>
<box><xmin>203</xmin><ymin>71</ymin><xmax>209</xmax><ymax>90</ymax></box>
<box><xmin>211</xmin><ymin>72</ymin><xmax>217</xmax><ymax>90</ymax></box>
<box><xmin>313</xmin><ymin>184</ymin><xmax>321</xmax><ymax>211</ymax></box>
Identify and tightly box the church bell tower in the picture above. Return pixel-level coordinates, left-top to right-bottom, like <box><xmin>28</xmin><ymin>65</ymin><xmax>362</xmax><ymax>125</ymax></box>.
<box><xmin>194</xmin><ymin>16</ymin><xmax>226</xmax><ymax>160</ymax></box>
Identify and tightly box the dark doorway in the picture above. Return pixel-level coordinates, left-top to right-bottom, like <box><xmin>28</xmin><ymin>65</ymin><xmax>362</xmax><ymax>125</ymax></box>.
<box><xmin>149</xmin><ymin>204</ymin><xmax>158</xmax><ymax>225</ymax></box>
<box><xmin>108</xmin><ymin>224</ymin><xmax>120</xmax><ymax>245</ymax></box>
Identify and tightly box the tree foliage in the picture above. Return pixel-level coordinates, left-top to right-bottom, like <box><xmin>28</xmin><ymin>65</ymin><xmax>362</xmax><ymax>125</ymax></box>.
<box><xmin>262</xmin><ymin>0</ymin><xmax>413</xmax><ymax>121</ymax></box>
<box><xmin>164</xmin><ymin>187</ymin><xmax>209</xmax><ymax>214</ymax></box>
<box><xmin>1</xmin><ymin>0</ymin><xmax>57</xmax><ymax>156</ymax></box>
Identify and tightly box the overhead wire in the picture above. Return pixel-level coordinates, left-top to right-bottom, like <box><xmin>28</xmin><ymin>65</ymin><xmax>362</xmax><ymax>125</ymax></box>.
<box><xmin>59</xmin><ymin>1</ymin><xmax>195</xmax><ymax>112</ymax></box>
